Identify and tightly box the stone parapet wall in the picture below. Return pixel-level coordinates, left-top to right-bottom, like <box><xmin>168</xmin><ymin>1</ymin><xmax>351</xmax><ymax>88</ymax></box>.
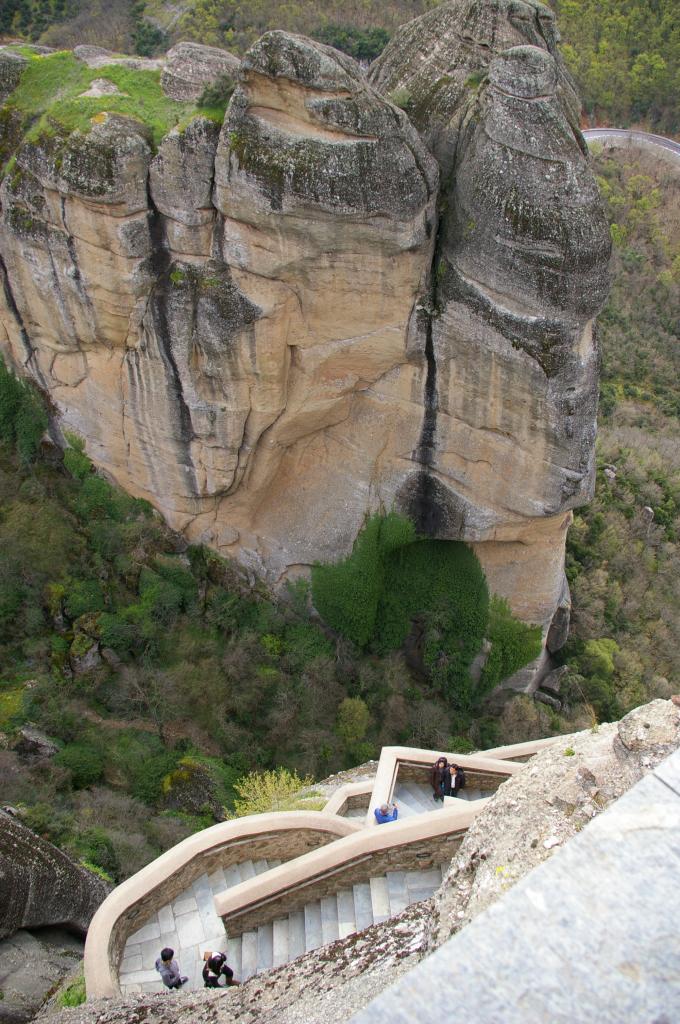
<box><xmin>216</xmin><ymin>806</ymin><xmax>481</xmax><ymax>936</ymax></box>
<box><xmin>85</xmin><ymin>812</ymin><xmax>359</xmax><ymax>999</ymax></box>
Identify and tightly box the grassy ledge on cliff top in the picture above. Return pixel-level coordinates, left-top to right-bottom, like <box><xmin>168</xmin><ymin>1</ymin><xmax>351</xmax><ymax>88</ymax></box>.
<box><xmin>0</xmin><ymin>48</ymin><xmax>227</xmax><ymax>154</ymax></box>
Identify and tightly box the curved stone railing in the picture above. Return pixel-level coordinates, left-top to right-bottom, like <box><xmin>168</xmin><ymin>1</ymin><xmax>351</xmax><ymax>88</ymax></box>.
<box><xmin>84</xmin><ymin>811</ymin><xmax>361</xmax><ymax>999</ymax></box>
<box><xmin>366</xmin><ymin>746</ymin><xmax>522</xmax><ymax>827</ymax></box>
<box><xmin>215</xmin><ymin>801</ymin><xmax>484</xmax><ymax>936</ymax></box>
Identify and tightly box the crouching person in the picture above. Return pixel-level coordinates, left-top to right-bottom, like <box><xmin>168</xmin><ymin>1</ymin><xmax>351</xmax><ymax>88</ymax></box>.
<box><xmin>155</xmin><ymin>947</ymin><xmax>188</xmax><ymax>990</ymax></box>
<box><xmin>203</xmin><ymin>951</ymin><xmax>240</xmax><ymax>987</ymax></box>
<box><xmin>374</xmin><ymin>802</ymin><xmax>398</xmax><ymax>824</ymax></box>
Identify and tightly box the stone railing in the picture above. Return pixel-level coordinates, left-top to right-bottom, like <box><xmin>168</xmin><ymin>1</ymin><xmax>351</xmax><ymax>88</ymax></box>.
<box><xmin>323</xmin><ymin>779</ymin><xmax>375</xmax><ymax>817</ymax></box>
<box><xmin>215</xmin><ymin>802</ymin><xmax>485</xmax><ymax>936</ymax></box>
<box><xmin>366</xmin><ymin>746</ymin><xmax>522</xmax><ymax>827</ymax></box>
<box><xmin>84</xmin><ymin>812</ymin><xmax>361</xmax><ymax>999</ymax></box>
<box><xmin>480</xmin><ymin>737</ymin><xmax>562</xmax><ymax>762</ymax></box>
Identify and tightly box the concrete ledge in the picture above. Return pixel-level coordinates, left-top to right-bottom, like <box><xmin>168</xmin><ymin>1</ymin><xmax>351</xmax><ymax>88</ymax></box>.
<box><xmin>350</xmin><ymin>748</ymin><xmax>680</xmax><ymax>1024</ymax></box>
<box><xmin>323</xmin><ymin>780</ymin><xmax>374</xmax><ymax>817</ymax></box>
<box><xmin>367</xmin><ymin>746</ymin><xmax>520</xmax><ymax>826</ymax></box>
<box><xmin>216</xmin><ymin>801</ymin><xmax>487</xmax><ymax>935</ymax></box>
<box><xmin>84</xmin><ymin>811</ymin><xmax>360</xmax><ymax>1000</ymax></box>
<box><xmin>479</xmin><ymin>736</ymin><xmax>562</xmax><ymax>761</ymax></box>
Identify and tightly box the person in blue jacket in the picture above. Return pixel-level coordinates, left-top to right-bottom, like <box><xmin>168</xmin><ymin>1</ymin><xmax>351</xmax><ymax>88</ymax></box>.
<box><xmin>374</xmin><ymin>802</ymin><xmax>398</xmax><ymax>824</ymax></box>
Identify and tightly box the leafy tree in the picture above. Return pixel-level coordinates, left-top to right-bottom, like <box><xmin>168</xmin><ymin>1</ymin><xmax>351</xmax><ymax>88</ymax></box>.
<box><xmin>226</xmin><ymin>767</ymin><xmax>325</xmax><ymax>817</ymax></box>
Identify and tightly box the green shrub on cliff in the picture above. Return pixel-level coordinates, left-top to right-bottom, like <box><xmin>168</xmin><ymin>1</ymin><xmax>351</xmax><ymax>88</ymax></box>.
<box><xmin>313</xmin><ymin>513</ymin><xmax>538</xmax><ymax>710</ymax></box>
<box><xmin>0</xmin><ymin>355</ymin><xmax>47</xmax><ymax>463</ymax></box>
<box><xmin>0</xmin><ymin>49</ymin><xmax>218</xmax><ymax>154</ymax></box>
<box><xmin>312</xmin><ymin>512</ymin><xmax>415</xmax><ymax>647</ymax></box>
<box><xmin>480</xmin><ymin>597</ymin><xmax>543</xmax><ymax>693</ymax></box>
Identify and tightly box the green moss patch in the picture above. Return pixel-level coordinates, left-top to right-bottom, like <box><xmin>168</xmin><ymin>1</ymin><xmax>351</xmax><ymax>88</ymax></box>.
<box><xmin>312</xmin><ymin>513</ymin><xmax>542</xmax><ymax>710</ymax></box>
<box><xmin>1</xmin><ymin>49</ymin><xmax>229</xmax><ymax>162</ymax></box>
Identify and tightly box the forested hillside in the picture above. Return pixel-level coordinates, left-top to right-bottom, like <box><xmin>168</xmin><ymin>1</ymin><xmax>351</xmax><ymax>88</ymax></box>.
<box><xmin>560</xmin><ymin>143</ymin><xmax>680</xmax><ymax>721</ymax></box>
<box><xmin>1</xmin><ymin>0</ymin><xmax>678</xmax><ymax>133</ymax></box>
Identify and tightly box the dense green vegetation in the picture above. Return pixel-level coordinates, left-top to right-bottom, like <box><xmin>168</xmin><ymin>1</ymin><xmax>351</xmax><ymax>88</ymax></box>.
<box><xmin>559</xmin><ymin>144</ymin><xmax>680</xmax><ymax>722</ymax></box>
<box><xmin>312</xmin><ymin>512</ymin><xmax>541</xmax><ymax>712</ymax></box>
<box><xmin>549</xmin><ymin>0</ymin><xmax>680</xmax><ymax>133</ymax></box>
<box><xmin>1</xmin><ymin>365</ymin><xmax>544</xmax><ymax>879</ymax></box>
<box><xmin>0</xmin><ymin>48</ymin><xmax>227</xmax><ymax>157</ymax></box>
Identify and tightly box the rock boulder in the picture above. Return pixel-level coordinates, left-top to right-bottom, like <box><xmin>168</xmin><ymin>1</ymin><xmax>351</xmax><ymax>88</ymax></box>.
<box><xmin>160</xmin><ymin>42</ymin><xmax>240</xmax><ymax>101</ymax></box>
<box><xmin>0</xmin><ymin>812</ymin><xmax>109</xmax><ymax>941</ymax></box>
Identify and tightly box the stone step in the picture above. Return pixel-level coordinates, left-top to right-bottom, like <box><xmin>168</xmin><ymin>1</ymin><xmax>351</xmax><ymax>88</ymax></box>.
<box><xmin>304</xmin><ymin>901</ymin><xmax>323</xmax><ymax>953</ymax></box>
<box><xmin>227</xmin><ymin>936</ymin><xmax>242</xmax><ymax>981</ymax></box>
<box><xmin>288</xmin><ymin>910</ymin><xmax>306</xmax><ymax>961</ymax></box>
<box><xmin>353</xmin><ymin>881</ymin><xmax>374</xmax><ymax>932</ymax></box>
<box><xmin>336</xmin><ymin>887</ymin><xmax>357</xmax><ymax>939</ymax></box>
<box><xmin>253</xmin><ymin>859</ymin><xmax>270</xmax><ymax>875</ymax></box>
<box><xmin>239</xmin><ymin>859</ymin><xmax>256</xmax><ymax>883</ymax></box>
<box><xmin>386</xmin><ymin>871</ymin><xmax>409</xmax><ymax>916</ymax></box>
<box><xmin>223</xmin><ymin>863</ymin><xmax>242</xmax><ymax>889</ymax></box>
<box><xmin>257</xmin><ymin>922</ymin><xmax>274</xmax><ymax>972</ymax></box>
<box><xmin>320</xmin><ymin>895</ymin><xmax>339</xmax><ymax>945</ymax></box>
<box><xmin>272</xmin><ymin>917</ymin><xmax>289</xmax><ymax>968</ymax></box>
<box><xmin>241</xmin><ymin>930</ymin><xmax>258</xmax><ymax>981</ymax></box>
<box><xmin>369</xmin><ymin>876</ymin><xmax>390</xmax><ymax>924</ymax></box>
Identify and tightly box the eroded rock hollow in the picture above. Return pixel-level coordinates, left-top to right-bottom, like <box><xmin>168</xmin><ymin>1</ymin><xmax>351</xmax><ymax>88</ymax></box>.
<box><xmin>0</xmin><ymin>0</ymin><xmax>611</xmax><ymax>666</ymax></box>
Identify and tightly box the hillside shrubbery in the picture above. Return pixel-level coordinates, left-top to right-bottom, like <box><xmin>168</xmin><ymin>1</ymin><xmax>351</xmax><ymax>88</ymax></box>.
<box><xmin>559</xmin><ymin>146</ymin><xmax>680</xmax><ymax>722</ymax></box>
<box><xmin>313</xmin><ymin>513</ymin><xmax>540</xmax><ymax>712</ymax></box>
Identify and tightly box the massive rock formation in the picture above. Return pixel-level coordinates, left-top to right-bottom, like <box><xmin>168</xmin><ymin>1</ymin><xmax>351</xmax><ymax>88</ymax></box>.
<box><xmin>0</xmin><ymin>811</ymin><xmax>109</xmax><ymax>940</ymax></box>
<box><xmin>0</xmin><ymin>1</ymin><xmax>611</xmax><ymax>663</ymax></box>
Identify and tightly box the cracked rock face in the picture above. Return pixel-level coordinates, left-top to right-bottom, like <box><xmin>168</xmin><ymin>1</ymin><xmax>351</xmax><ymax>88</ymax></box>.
<box><xmin>0</xmin><ymin>9</ymin><xmax>610</xmax><ymax>646</ymax></box>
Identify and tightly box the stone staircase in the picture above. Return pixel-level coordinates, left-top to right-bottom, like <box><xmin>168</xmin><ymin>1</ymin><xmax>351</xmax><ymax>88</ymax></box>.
<box><xmin>119</xmin><ymin>857</ymin><xmax>282</xmax><ymax>995</ymax></box>
<box><xmin>393</xmin><ymin>780</ymin><xmax>485</xmax><ymax>819</ymax></box>
<box><xmin>226</xmin><ymin>864</ymin><xmax>447</xmax><ymax>982</ymax></box>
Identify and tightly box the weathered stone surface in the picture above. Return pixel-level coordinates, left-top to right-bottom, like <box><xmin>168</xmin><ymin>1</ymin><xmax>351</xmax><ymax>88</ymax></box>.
<box><xmin>0</xmin><ymin>7</ymin><xmax>611</xmax><ymax>666</ymax></box>
<box><xmin>160</xmin><ymin>42</ymin><xmax>240</xmax><ymax>102</ymax></box>
<box><xmin>616</xmin><ymin>698</ymin><xmax>680</xmax><ymax>754</ymax></box>
<box><xmin>0</xmin><ymin>51</ymin><xmax>26</xmax><ymax>105</ymax></box>
<box><xmin>0</xmin><ymin>812</ymin><xmax>109</xmax><ymax>941</ymax></box>
<box><xmin>0</xmin><ymin>928</ymin><xmax>83</xmax><ymax>1024</ymax></box>
<box><xmin>72</xmin><ymin>46</ymin><xmax>163</xmax><ymax>71</ymax></box>
<box><xmin>13</xmin><ymin>726</ymin><xmax>58</xmax><ymax>759</ymax></box>
<box><xmin>149</xmin><ymin>118</ymin><xmax>220</xmax><ymax>257</ymax></box>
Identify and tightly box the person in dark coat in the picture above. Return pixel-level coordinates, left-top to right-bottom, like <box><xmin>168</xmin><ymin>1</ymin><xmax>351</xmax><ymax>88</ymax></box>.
<box><xmin>443</xmin><ymin>763</ymin><xmax>466</xmax><ymax>798</ymax></box>
<box><xmin>202</xmin><ymin>952</ymin><xmax>239</xmax><ymax>987</ymax></box>
<box><xmin>430</xmin><ymin>757</ymin><xmax>448</xmax><ymax>802</ymax></box>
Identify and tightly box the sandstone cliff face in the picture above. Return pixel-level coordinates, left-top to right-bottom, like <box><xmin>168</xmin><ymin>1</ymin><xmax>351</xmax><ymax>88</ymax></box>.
<box><xmin>0</xmin><ymin>4</ymin><xmax>611</xmax><ymax>655</ymax></box>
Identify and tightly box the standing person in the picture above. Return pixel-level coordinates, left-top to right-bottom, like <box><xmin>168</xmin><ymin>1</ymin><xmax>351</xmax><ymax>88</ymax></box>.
<box><xmin>374</xmin><ymin>802</ymin><xmax>398</xmax><ymax>824</ymax></box>
<box><xmin>155</xmin><ymin>948</ymin><xmax>188</xmax><ymax>990</ymax></box>
<box><xmin>202</xmin><ymin>951</ymin><xmax>240</xmax><ymax>987</ymax></box>
<box><xmin>444</xmin><ymin>763</ymin><xmax>466</xmax><ymax>798</ymax></box>
<box><xmin>430</xmin><ymin>757</ymin><xmax>448</xmax><ymax>802</ymax></box>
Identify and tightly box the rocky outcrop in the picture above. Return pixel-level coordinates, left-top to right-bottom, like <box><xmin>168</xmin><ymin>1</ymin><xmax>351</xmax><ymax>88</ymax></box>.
<box><xmin>0</xmin><ymin>812</ymin><xmax>109</xmax><ymax>940</ymax></box>
<box><xmin>161</xmin><ymin>42</ymin><xmax>240</xmax><ymax>101</ymax></box>
<box><xmin>0</xmin><ymin>4</ymin><xmax>611</xmax><ymax>658</ymax></box>
<box><xmin>0</xmin><ymin>929</ymin><xmax>83</xmax><ymax>1024</ymax></box>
